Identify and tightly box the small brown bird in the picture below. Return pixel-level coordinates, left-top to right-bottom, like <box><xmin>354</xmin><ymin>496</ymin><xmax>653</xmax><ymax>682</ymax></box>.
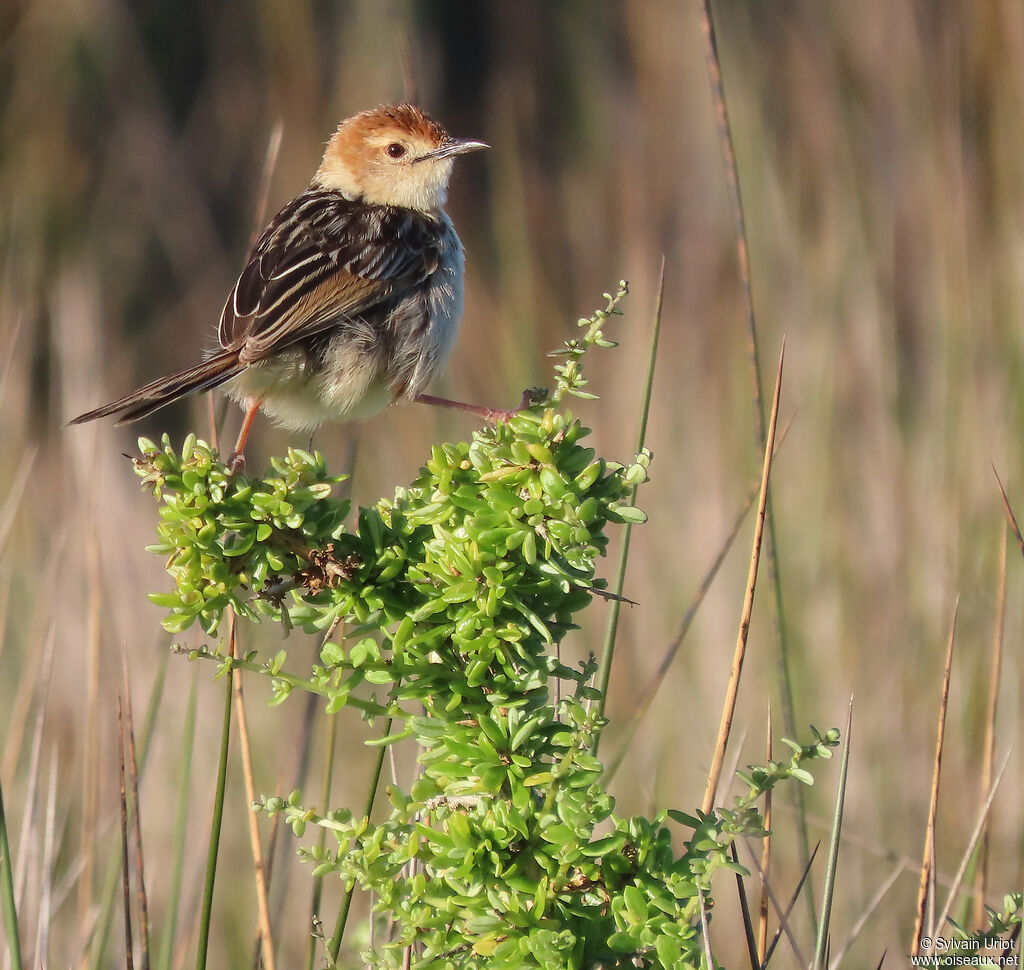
<box><xmin>71</xmin><ymin>103</ymin><xmax>513</xmax><ymax>471</ymax></box>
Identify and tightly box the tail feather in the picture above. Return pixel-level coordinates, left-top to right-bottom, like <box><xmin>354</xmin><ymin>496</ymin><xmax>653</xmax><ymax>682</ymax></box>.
<box><xmin>68</xmin><ymin>350</ymin><xmax>243</xmax><ymax>426</ymax></box>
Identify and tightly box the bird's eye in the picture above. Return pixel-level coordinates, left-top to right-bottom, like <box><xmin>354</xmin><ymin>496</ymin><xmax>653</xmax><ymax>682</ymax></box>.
<box><xmin>385</xmin><ymin>143</ymin><xmax>407</xmax><ymax>159</ymax></box>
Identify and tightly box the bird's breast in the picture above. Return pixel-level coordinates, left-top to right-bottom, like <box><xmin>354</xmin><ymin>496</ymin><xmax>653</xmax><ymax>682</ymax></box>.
<box><xmin>367</xmin><ymin>214</ymin><xmax>461</xmax><ymax>401</ymax></box>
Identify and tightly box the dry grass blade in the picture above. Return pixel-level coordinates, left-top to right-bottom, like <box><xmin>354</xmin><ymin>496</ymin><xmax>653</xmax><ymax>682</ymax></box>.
<box><xmin>397</xmin><ymin>29</ymin><xmax>419</xmax><ymax>104</ymax></box>
<box><xmin>79</xmin><ymin>653</ymin><xmax>167</xmax><ymax>970</ymax></box>
<box><xmin>697</xmin><ymin>884</ymin><xmax>715</xmax><ymax>969</ymax></box>
<box><xmin>121</xmin><ymin>658</ymin><xmax>150</xmax><ymax>970</ymax></box>
<box><xmin>12</xmin><ymin>625</ymin><xmax>55</xmax><ymax>911</ymax></box>
<box><xmin>828</xmin><ymin>862</ymin><xmax>905</xmax><ymax>970</ymax></box>
<box><xmin>0</xmin><ymin>447</ymin><xmax>36</xmax><ymax>558</ymax></box>
<box><xmin>720</xmin><ymin>728</ymin><xmax>748</xmax><ymax>812</ymax></box>
<box><xmin>205</xmin><ymin>393</ymin><xmax>219</xmax><ymax>454</ymax></box>
<box><xmin>697</xmin><ymin>0</ymin><xmax>763</xmax><ymax>426</ymax></box>
<box><xmin>927</xmin><ymin>836</ymin><xmax>937</xmax><ymax>951</ymax></box>
<box><xmin>697</xmin><ymin>0</ymin><xmax>809</xmax><ymax>919</ymax></box>
<box><xmin>259</xmin><ymin>794</ymin><xmax>284</xmax><ymax>967</ymax></box>
<box><xmin>233</xmin><ymin>651</ymin><xmax>276</xmax><ymax>970</ymax></box>
<box><xmin>204</xmin><ymin>120</ymin><xmax>283</xmax><ymax>453</ymax></box>
<box><xmin>78</xmin><ymin>523</ymin><xmax>102</xmax><ymax>966</ymax></box>
<box><xmin>974</xmin><ymin>526</ymin><xmax>1006</xmax><ymax>929</ymax></box>
<box><xmin>249</xmin><ymin>123</ymin><xmax>285</xmax><ymax>248</ymax></box>
<box><xmin>992</xmin><ymin>465</ymin><xmax>1024</xmax><ymax>558</ymax></box>
<box><xmin>604</xmin><ymin>410</ymin><xmax>796</xmax><ymax>785</ymax></box>
<box><xmin>605</xmin><ymin>477</ymin><xmax>750</xmax><ymax>783</ymax></box>
<box><xmin>303</xmin><ymin>614</ymin><xmax>348</xmax><ymax>970</ymax></box>
<box><xmin>265</xmin><ymin>688</ymin><xmax>316</xmax><ymax>947</ymax></box>
<box><xmin>911</xmin><ymin>597</ymin><xmax>958</xmax><ymax>957</ymax></box>
<box><xmin>699</xmin><ymin>0</ymin><xmax>800</xmax><ymax>743</ymax></box>
<box><xmin>34</xmin><ymin>747</ymin><xmax>58</xmax><ymax>968</ymax></box>
<box><xmin>307</xmin><ymin>710</ymin><xmax>340</xmax><ymax>970</ymax></box>
<box><xmin>934</xmin><ymin>748</ymin><xmax>1013</xmax><ymax>939</ymax></box>
<box><xmin>154</xmin><ymin>671</ymin><xmax>197</xmax><ymax>970</ymax></box>
<box><xmin>759</xmin><ymin>706</ymin><xmax>772</xmax><ymax>965</ymax></box>
<box><xmin>0</xmin><ymin>313</ymin><xmax>24</xmax><ymax>407</ymax></box>
<box><xmin>746</xmin><ymin>836</ymin><xmax>817</xmax><ymax>967</ymax></box>
<box><xmin>117</xmin><ymin>699</ymin><xmax>135</xmax><ymax>970</ymax></box>
<box><xmin>728</xmin><ymin>843</ymin><xmax>759</xmax><ymax>970</ymax></box>
<box><xmin>776</xmin><ymin>802</ymin><xmax>982</xmax><ymax>894</ymax></box>
<box><xmin>1</xmin><ymin>547</ymin><xmax>61</xmax><ymax>785</ymax></box>
<box><xmin>0</xmin><ymin>577</ymin><xmax>9</xmax><ymax>667</ymax></box>
<box><xmin>702</xmin><ymin>341</ymin><xmax>785</xmax><ymax>815</ymax></box>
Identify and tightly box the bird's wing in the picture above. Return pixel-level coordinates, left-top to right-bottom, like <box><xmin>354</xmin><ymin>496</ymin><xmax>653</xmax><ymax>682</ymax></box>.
<box><xmin>218</xmin><ymin>191</ymin><xmax>441</xmax><ymax>363</ymax></box>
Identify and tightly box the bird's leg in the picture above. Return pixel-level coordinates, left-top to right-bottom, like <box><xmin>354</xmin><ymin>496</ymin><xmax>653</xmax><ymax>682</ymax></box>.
<box><xmin>228</xmin><ymin>399</ymin><xmax>262</xmax><ymax>475</ymax></box>
<box><xmin>415</xmin><ymin>388</ymin><xmax>536</xmax><ymax>424</ymax></box>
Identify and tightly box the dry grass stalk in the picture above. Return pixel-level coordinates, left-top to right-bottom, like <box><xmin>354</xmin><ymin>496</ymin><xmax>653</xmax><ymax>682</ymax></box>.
<box><xmin>77</xmin><ymin>523</ymin><xmax>102</xmax><ymax>970</ymax></box>
<box><xmin>934</xmin><ymin>748</ymin><xmax>1013</xmax><ymax>947</ymax></box>
<box><xmin>828</xmin><ymin>862</ymin><xmax>905</xmax><ymax>970</ymax></box>
<box><xmin>993</xmin><ymin>466</ymin><xmax>1024</xmax><ymax>557</ymax></box>
<box><xmin>973</xmin><ymin>526</ymin><xmax>1006</xmax><ymax>929</ymax></box>
<box><xmin>606</xmin><ymin>414</ymin><xmax>794</xmax><ymax>785</ymax></box>
<box><xmin>229</xmin><ymin>616</ymin><xmax>277</xmax><ymax>970</ymax></box>
<box><xmin>759</xmin><ymin>705</ymin><xmax>772</xmax><ymax>964</ymax></box>
<box><xmin>702</xmin><ymin>342</ymin><xmax>785</xmax><ymax>816</ymax></box>
<box><xmin>697</xmin><ymin>884</ymin><xmax>715</xmax><ymax>969</ymax></box>
<box><xmin>911</xmin><ymin>598</ymin><xmax>958</xmax><ymax>956</ymax></box>
<box><xmin>121</xmin><ymin>657</ymin><xmax>150</xmax><ymax>970</ymax></box>
<box><xmin>744</xmin><ymin>836</ymin><xmax>817</xmax><ymax>967</ymax></box>
<box><xmin>117</xmin><ymin>697</ymin><xmax>135</xmax><ymax>970</ymax></box>
<box><xmin>728</xmin><ymin>842</ymin><xmax>758</xmax><ymax>969</ymax></box>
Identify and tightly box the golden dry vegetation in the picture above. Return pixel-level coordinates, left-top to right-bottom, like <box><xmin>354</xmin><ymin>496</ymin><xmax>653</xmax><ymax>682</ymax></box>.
<box><xmin>2</xmin><ymin>2</ymin><xmax>1023</xmax><ymax>966</ymax></box>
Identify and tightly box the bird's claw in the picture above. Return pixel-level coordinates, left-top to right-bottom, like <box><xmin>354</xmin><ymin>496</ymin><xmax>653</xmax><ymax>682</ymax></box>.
<box><xmin>485</xmin><ymin>387</ymin><xmax>546</xmax><ymax>423</ymax></box>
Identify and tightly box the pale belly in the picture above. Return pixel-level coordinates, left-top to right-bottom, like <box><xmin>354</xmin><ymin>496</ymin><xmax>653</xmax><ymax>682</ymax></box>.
<box><xmin>224</xmin><ymin>338</ymin><xmax>397</xmax><ymax>432</ymax></box>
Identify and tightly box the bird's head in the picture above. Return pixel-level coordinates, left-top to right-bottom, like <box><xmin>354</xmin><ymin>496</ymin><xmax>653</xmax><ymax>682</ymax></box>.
<box><xmin>314</xmin><ymin>103</ymin><xmax>488</xmax><ymax>212</ymax></box>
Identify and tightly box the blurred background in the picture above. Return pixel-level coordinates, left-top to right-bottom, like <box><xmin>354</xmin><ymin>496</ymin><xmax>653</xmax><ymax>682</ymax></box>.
<box><xmin>3</xmin><ymin>0</ymin><xmax>1024</xmax><ymax>965</ymax></box>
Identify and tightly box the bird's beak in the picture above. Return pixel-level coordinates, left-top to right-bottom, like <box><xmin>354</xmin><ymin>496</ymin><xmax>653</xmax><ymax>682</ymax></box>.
<box><xmin>415</xmin><ymin>138</ymin><xmax>489</xmax><ymax>163</ymax></box>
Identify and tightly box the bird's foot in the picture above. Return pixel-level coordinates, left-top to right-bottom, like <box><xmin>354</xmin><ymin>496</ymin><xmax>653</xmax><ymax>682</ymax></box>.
<box><xmin>227</xmin><ymin>398</ymin><xmax>261</xmax><ymax>477</ymax></box>
<box><xmin>415</xmin><ymin>387</ymin><xmax>545</xmax><ymax>424</ymax></box>
<box><xmin>227</xmin><ymin>451</ymin><xmax>246</xmax><ymax>476</ymax></box>
<box><xmin>477</xmin><ymin>388</ymin><xmax>545</xmax><ymax>423</ymax></box>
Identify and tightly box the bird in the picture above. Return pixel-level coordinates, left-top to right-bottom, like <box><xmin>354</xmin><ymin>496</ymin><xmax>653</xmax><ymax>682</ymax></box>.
<box><xmin>70</xmin><ymin>103</ymin><xmax>520</xmax><ymax>472</ymax></box>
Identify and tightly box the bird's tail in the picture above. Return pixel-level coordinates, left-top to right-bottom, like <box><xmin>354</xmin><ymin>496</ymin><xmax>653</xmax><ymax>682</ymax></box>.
<box><xmin>68</xmin><ymin>350</ymin><xmax>244</xmax><ymax>426</ymax></box>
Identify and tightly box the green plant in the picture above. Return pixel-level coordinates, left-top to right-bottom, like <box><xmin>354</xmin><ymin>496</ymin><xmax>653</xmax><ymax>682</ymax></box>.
<box><xmin>135</xmin><ymin>286</ymin><xmax>838</xmax><ymax>968</ymax></box>
<box><xmin>941</xmin><ymin>893</ymin><xmax>1023</xmax><ymax>966</ymax></box>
